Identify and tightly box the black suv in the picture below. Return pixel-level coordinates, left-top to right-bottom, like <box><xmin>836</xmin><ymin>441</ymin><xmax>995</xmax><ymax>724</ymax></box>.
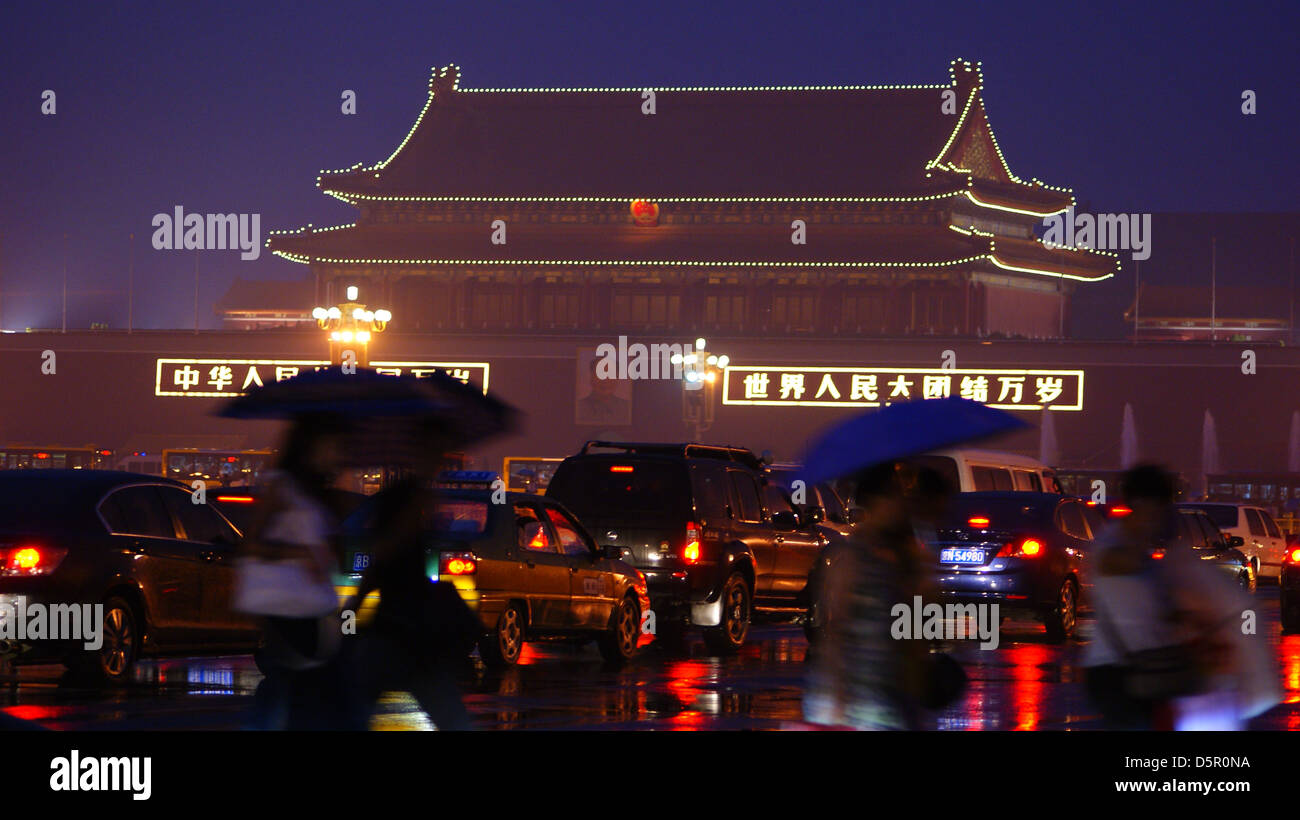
<box><xmin>546</xmin><ymin>442</ymin><xmax>827</xmax><ymax>652</ymax></box>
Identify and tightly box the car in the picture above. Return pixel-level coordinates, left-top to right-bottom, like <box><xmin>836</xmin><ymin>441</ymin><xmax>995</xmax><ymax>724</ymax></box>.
<box><xmin>335</xmin><ymin>475</ymin><xmax>650</xmax><ymax>667</ymax></box>
<box><xmin>1177</xmin><ymin>502</ymin><xmax>1288</xmax><ymax>580</ymax></box>
<box><xmin>921</xmin><ymin>492</ymin><xmax>1092</xmax><ymax>642</ymax></box>
<box><xmin>763</xmin><ymin>462</ymin><xmax>859</xmax><ymax>540</ymax></box>
<box><xmin>0</xmin><ymin>470</ymin><xmax>255</xmax><ymax>684</ymax></box>
<box><xmin>546</xmin><ymin>441</ymin><xmax>828</xmax><ymax>653</ymax></box>
<box><xmin>1158</xmin><ymin>507</ymin><xmax>1256</xmax><ymax>593</ymax></box>
<box><xmin>1281</xmin><ymin>543</ymin><xmax>1300</xmax><ymax>633</ymax></box>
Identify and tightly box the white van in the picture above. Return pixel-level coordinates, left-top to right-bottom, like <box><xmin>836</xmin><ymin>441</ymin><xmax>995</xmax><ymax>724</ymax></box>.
<box><xmin>906</xmin><ymin>449</ymin><xmax>1062</xmax><ymax>494</ymax></box>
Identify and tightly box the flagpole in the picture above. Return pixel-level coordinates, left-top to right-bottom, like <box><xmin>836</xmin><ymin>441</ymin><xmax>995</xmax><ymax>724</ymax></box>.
<box><xmin>1133</xmin><ymin>260</ymin><xmax>1140</xmax><ymax>344</ymax></box>
<box><xmin>127</xmin><ymin>233</ymin><xmax>134</xmax><ymax>333</ymax></box>
<box><xmin>62</xmin><ymin>233</ymin><xmax>68</xmax><ymax>333</ymax></box>
<box><xmin>1210</xmin><ymin>236</ymin><xmax>1217</xmax><ymax>344</ymax></box>
<box><xmin>193</xmin><ymin>253</ymin><xmax>199</xmax><ymax>334</ymax></box>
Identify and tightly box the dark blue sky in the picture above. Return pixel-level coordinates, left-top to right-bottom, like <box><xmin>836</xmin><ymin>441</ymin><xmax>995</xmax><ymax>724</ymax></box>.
<box><xmin>2</xmin><ymin>0</ymin><xmax>1296</xmax><ymax>330</ymax></box>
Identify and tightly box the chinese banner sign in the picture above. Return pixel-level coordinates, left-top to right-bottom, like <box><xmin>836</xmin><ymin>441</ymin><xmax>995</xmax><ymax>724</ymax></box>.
<box><xmin>155</xmin><ymin>359</ymin><xmax>490</xmax><ymax>398</ymax></box>
<box><xmin>722</xmin><ymin>366</ymin><xmax>1083</xmax><ymax>411</ymax></box>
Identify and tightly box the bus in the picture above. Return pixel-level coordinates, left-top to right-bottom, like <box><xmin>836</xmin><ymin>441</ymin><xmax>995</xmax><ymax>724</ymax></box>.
<box><xmin>162</xmin><ymin>448</ymin><xmax>275</xmax><ymax>487</ymax></box>
<box><xmin>0</xmin><ymin>445</ymin><xmax>113</xmax><ymax>470</ymax></box>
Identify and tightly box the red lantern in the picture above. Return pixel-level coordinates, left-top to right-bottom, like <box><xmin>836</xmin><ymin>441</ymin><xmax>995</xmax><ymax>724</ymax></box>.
<box><xmin>630</xmin><ymin>200</ymin><xmax>659</xmax><ymax>227</ymax></box>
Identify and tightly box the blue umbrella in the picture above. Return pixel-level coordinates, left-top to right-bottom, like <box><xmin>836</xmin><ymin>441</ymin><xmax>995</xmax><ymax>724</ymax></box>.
<box><xmin>801</xmin><ymin>396</ymin><xmax>1030</xmax><ymax>485</ymax></box>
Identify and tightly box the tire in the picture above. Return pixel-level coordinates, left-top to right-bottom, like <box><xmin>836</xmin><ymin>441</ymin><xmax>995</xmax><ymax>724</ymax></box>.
<box><xmin>1240</xmin><ymin>572</ymin><xmax>1255</xmax><ymax>594</ymax></box>
<box><xmin>1282</xmin><ymin>599</ymin><xmax>1300</xmax><ymax>634</ymax></box>
<box><xmin>1043</xmin><ymin>579</ymin><xmax>1078</xmax><ymax>644</ymax></box>
<box><xmin>803</xmin><ymin>597</ymin><xmax>826</xmax><ymax>644</ymax></box>
<box><xmin>69</xmin><ymin>596</ymin><xmax>139</xmax><ymax>686</ymax></box>
<box><xmin>703</xmin><ymin>573</ymin><xmax>750</xmax><ymax>654</ymax></box>
<box><xmin>478</xmin><ymin>603</ymin><xmax>525</xmax><ymax>667</ymax></box>
<box><xmin>597</xmin><ymin>595</ymin><xmax>640</xmax><ymax>664</ymax></box>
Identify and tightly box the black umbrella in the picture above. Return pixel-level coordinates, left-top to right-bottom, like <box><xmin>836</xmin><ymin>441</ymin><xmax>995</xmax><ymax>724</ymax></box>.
<box><xmin>218</xmin><ymin>366</ymin><xmax>516</xmax><ymax>461</ymax></box>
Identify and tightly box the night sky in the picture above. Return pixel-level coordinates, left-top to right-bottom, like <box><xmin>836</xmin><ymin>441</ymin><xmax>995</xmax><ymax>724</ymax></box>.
<box><xmin>2</xmin><ymin>0</ymin><xmax>1296</xmax><ymax>331</ymax></box>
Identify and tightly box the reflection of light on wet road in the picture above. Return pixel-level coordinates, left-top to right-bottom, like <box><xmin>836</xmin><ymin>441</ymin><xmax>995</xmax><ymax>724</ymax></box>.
<box><xmin>1007</xmin><ymin>644</ymin><xmax>1048</xmax><ymax>731</ymax></box>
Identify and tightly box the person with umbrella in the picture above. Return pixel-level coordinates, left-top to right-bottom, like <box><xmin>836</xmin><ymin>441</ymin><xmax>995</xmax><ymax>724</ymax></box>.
<box><xmin>799</xmin><ymin>397</ymin><xmax>1027</xmax><ymax>730</ymax></box>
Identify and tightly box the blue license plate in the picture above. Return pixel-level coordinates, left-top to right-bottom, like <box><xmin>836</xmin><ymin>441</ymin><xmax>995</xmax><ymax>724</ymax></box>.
<box><xmin>940</xmin><ymin>548</ymin><xmax>986</xmax><ymax>565</ymax></box>
<box><xmin>351</xmin><ymin>552</ymin><xmax>371</xmax><ymax>572</ymax></box>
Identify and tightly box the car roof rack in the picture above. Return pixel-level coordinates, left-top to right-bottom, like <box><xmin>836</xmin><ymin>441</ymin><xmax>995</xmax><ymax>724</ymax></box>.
<box><xmin>578</xmin><ymin>440</ymin><xmax>763</xmax><ymax>470</ymax></box>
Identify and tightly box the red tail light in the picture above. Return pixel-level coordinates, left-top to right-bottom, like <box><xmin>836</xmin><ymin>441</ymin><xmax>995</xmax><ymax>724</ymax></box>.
<box><xmin>0</xmin><ymin>545</ymin><xmax>68</xmax><ymax>576</ymax></box>
<box><xmin>1151</xmin><ymin>548</ymin><xmax>1166</xmax><ymax>560</ymax></box>
<box><xmin>610</xmin><ymin>465</ymin><xmax>634</xmax><ymax>473</ymax></box>
<box><xmin>215</xmin><ymin>495</ymin><xmax>255</xmax><ymax>504</ymax></box>
<box><xmin>996</xmin><ymin>538</ymin><xmax>1044</xmax><ymax>559</ymax></box>
<box><xmin>684</xmin><ymin>522</ymin><xmax>701</xmax><ymax>563</ymax></box>
<box><xmin>1287</xmin><ymin>548</ymin><xmax>1300</xmax><ymax>564</ymax></box>
<box><xmin>1108</xmin><ymin>505</ymin><xmax>1132</xmax><ymax>517</ymax></box>
<box><xmin>967</xmin><ymin>516</ymin><xmax>990</xmax><ymax>529</ymax></box>
<box><xmin>439</xmin><ymin>552</ymin><xmax>478</xmax><ymax>576</ymax></box>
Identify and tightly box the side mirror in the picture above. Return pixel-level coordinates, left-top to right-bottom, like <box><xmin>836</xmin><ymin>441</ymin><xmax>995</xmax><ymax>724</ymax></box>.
<box><xmin>771</xmin><ymin>510</ymin><xmax>799</xmax><ymax>531</ymax></box>
<box><xmin>1226</xmin><ymin>535</ymin><xmax>1245</xmax><ymax>548</ymax></box>
<box><xmin>601</xmin><ymin>544</ymin><xmax>623</xmax><ymax>560</ymax></box>
<box><xmin>801</xmin><ymin>505</ymin><xmax>825</xmax><ymax>524</ymax></box>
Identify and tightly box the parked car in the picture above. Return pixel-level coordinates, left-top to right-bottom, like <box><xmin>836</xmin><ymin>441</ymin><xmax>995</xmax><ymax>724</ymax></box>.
<box><xmin>1177</xmin><ymin>502</ymin><xmax>1288</xmax><ymax>580</ymax></box>
<box><xmin>0</xmin><ymin>470</ymin><xmax>255</xmax><ymax>684</ymax></box>
<box><xmin>921</xmin><ymin>492</ymin><xmax>1091</xmax><ymax>642</ymax></box>
<box><xmin>336</xmin><ymin>476</ymin><xmax>650</xmax><ymax>666</ymax></box>
<box><xmin>546</xmin><ymin>441</ymin><xmax>828</xmax><ymax>652</ymax></box>
<box><xmin>1281</xmin><ymin>542</ymin><xmax>1300</xmax><ymax>633</ymax></box>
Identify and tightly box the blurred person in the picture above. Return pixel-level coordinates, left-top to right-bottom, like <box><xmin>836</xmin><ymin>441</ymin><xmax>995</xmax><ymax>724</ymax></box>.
<box><xmin>345</xmin><ymin>454</ymin><xmax>482</xmax><ymax>730</ymax></box>
<box><xmin>803</xmin><ymin>461</ymin><xmax>940</xmax><ymax>730</ymax></box>
<box><xmin>238</xmin><ymin>414</ymin><xmax>356</xmax><ymax>730</ymax></box>
<box><xmin>1082</xmin><ymin>464</ymin><xmax>1270</xmax><ymax>730</ymax></box>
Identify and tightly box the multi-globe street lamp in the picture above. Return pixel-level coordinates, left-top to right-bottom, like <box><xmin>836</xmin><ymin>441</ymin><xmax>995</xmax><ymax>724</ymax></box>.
<box><xmin>671</xmin><ymin>338</ymin><xmax>729</xmax><ymax>442</ymax></box>
<box><xmin>311</xmin><ymin>284</ymin><xmax>392</xmax><ymax>367</ymax></box>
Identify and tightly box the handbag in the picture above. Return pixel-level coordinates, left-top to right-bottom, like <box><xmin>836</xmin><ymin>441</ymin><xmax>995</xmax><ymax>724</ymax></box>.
<box><xmin>232</xmin><ymin>556</ymin><xmax>339</xmax><ymax>618</ymax></box>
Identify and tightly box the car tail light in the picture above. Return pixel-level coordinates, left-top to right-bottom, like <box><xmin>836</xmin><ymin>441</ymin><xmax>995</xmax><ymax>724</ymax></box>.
<box><xmin>1287</xmin><ymin>548</ymin><xmax>1300</xmax><ymax>564</ymax></box>
<box><xmin>996</xmin><ymin>538</ymin><xmax>1044</xmax><ymax>559</ymax></box>
<box><xmin>0</xmin><ymin>545</ymin><xmax>68</xmax><ymax>576</ymax></box>
<box><xmin>610</xmin><ymin>465</ymin><xmax>634</xmax><ymax>473</ymax></box>
<box><xmin>1151</xmin><ymin>548</ymin><xmax>1166</xmax><ymax>560</ymax></box>
<box><xmin>684</xmin><ymin>522</ymin><xmax>701</xmax><ymax>564</ymax></box>
<box><xmin>439</xmin><ymin>552</ymin><xmax>478</xmax><ymax>576</ymax></box>
<box><xmin>967</xmin><ymin>516</ymin><xmax>990</xmax><ymax>529</ymax></box>
<box><xmin>215</xmin><ymin>495</ymin><xmax>255</xmax><ymax>504</ymax></box>
<box><xmin>1108</xmin><ymin>505</ymin><xmax>1132</xmax><ymax>517</ymax></box>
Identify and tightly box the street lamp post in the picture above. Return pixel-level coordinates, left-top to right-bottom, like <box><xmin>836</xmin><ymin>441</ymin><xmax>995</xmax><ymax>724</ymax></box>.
<box><xmin>672</xmin><ymin>338</ymin><xmax>729</xmax><ymax>443</ymax></box>
<box><xmin>312</xmin><ymin>284</ymin><xmax>392</xmax><ymax>367</ymax></box>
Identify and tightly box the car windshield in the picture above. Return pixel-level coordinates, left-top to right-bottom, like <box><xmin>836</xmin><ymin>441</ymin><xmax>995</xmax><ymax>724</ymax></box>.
<box><xmin>939</xmin><ymin>496</ymin><xmax>1047</xmax><ymax>530</ymax></box>
<box><xmin>1183</xmin><ymin>504</ymin><xmax>1238</xmax><ymax>529</ymax></box>
<box><xmin>548</xmin><ymin>460</ymin><xmax>691</xmax><ymax>524</ymax></box>
<box><xmin>430</xmin><ymin>499</ymin><xmax>490</xmax><ymax>535</ymax></box>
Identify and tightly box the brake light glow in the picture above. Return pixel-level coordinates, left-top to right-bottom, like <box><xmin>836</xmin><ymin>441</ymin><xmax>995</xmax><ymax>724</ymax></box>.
<box><xmin>0</xmin><ymin>545</ymin><xmax>67</xmax><ymax>576</ymax></box>
<box><xmin>684</xmin><ymin>522</ymin><xmax>701</xmax><ymax>564</ymax></box>
<box><xmin>215</xmin><ymin>495</ymin><xmax>255</xmax><ymax>504</ymax></box>
<box><xmin>439</xmin><ymin>552</ymin><xmax>478</xmax><ymax>576</ymax></box>
<box><xmin>996</xmin><ymin>538</ymin><xmax>1044</xmax><ymax>559</ymax></box>
<box><xmin>967</xmin><ymin>516</ymin><xmax>990</xmax><ymax>528</ymax></box>
<box><xmin>1287</xmin><ymin>548</ymin><xmax>1300</xmax><ymax>564</ymax></box>
<box><xmin>610</xmin><ymin>465</ymin><xmax>634</xmax><ymax>473</ymax></box>
<box><xmin>1151</xmin><ymin>548</ymin><xmax>1166</xmax><ymax>560</ymax></box>
<box><xmin>1108</xmin><ymin>505</ymin><xmax>1133</xmax><ymax>517</ymax></box>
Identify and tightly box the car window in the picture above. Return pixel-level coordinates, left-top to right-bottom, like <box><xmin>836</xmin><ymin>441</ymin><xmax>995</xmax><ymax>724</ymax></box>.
<box><xmin>159</xmin><ymin>486</ymin><xmax>238</xmax><ymax>544</ymax></box>
<box><xmin>728</xmin><ymin>472</ymin><xmax>763</xmax><ymax>523</ymax></box>
<box><xmin>1056</xmin><ymin>502</ymin><xmax>1091</xmax><ymax>540</ymax></box>
<box><xmin>516</xmin><ymin>505</ymin><xmax>553</xmax><ymax>552</ymax></box>
<box><xmin>1244</xmin><ymin>508</ymin><xmax>1266</xmax><ymax>537</ymax></box>
<box><xmin>692</xmin><ymin>468</ymin><xmax>731</xmax><ymax>520</ymax></box>
<box><xmin>101</xmin><ymin>486</ymin><xmax>176</xmax><ymax>538</ymax></box>
<box><xmin>1261</xmin><ymin>511</ymin><xmax>1282</xmax><ymax>539</ymax></box>
<box><xmin>1175</xmin><ymin>515</ymin><xmax>1204</xmax><ymax>549</ymax></box>
<box><xmin>1195</xmin><ymin>515</ymin><xmax>1225</xmax><ymax>549</ymax></box>
<box><xmin>1012</xmin><ymin>470</ymin><xmax>1041</xmax><ymax>491</ymax></box>
<box><xmin>430</xmin><ymin>499</ymin><xmax>490</xmax><ymax>535</ymax></box>
<box><xmin>971</xmin><ymin>466</ymin><xmax>1013</xmax><ymax>492</ymax></box>
<box><xmin>546</xmin><ymin>507</ymin><xmax>593</xmax><ymax>556</ymax></box>
<box><xmin>762</xmin><ymin>483</ymin><xmax>796</xmax><ymax>515</ymax></box>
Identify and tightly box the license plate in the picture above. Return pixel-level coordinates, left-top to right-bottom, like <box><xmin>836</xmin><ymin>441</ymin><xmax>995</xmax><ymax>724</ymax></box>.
<box><xmin>351</xmin><ymin>552</ymin><xmax>371</xmax><ymax>573</ymax></box>
<box><xmin>940</xmin><ymin>548</ymin><xmax>986</xmax><ymax>565</ymax></box>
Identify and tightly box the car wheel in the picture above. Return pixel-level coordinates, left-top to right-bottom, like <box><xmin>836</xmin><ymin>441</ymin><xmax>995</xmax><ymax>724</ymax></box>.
<box><xmin>803</xmin><ymin>597</ymin><xmax>827</xmax><ymax>644</ymax></box>
<box><xmin>703</xmin><ymin>573</ymin><xmax>750</xmax><ymax>654</ymax></box>
<box><xmin>70</xmin><ymin>596</ymin><xmax>139</xmax><ymax>686</ymax></box>
<box><xmin>1240</xmin><ymin>572</ymin><xmax>1255</xmax><ymax>594</ymax></box>
<box><xmin>597</xmin><ymin>595</ymin><xmax>640</xmax><ymax>664</ymax></box>
<box><xmin>1283</xmin><ymin>600</ymin><xmax>1300</xmax><ymax>634</ymax></box>
<box><xmin>1044</xmin><ymin>579</ymin><xmax>1078</xmax><ymax>643</ymax></box>
<box><xmin>479</xmin><ymin>603</ymin><xmax>524</xmax><ymax>667</ymax></box>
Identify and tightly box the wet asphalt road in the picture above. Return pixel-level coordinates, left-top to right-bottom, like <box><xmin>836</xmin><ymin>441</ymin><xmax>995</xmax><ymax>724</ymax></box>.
<box><xmin>3</xmin><ymin>586</ymin><xmax>1298</xmax><ymax>731</ymax></box>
